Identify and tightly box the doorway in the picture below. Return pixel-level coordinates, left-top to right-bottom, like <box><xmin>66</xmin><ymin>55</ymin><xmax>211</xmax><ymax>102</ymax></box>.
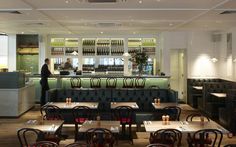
<box><xmin>170</xmin><ymin>49</ymin><xmax>187</xmax><ymax>102</ymax></box>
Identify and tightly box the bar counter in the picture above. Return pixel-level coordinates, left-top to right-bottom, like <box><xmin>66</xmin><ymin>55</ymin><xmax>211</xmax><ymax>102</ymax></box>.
<box><xmin>29</xmin><ymin>74</ymin><xmax>171</xmax><ymax>102</ymax></box>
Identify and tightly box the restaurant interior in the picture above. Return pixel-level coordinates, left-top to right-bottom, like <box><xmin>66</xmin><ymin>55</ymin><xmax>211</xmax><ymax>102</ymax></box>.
<box><xmin>1</xmin><ymin>0</ymin><xmax>236</xmax><ymax>146</ymax></box>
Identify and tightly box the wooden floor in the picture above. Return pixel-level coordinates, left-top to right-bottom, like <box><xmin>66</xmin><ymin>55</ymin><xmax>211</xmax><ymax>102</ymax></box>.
<box><xmin>0</xmin><ymin>104</ymin><xmax>235</xmax><ymax>147</ymax></box>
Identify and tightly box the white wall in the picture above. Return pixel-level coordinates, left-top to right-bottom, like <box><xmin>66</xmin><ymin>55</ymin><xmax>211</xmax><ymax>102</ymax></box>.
<box><xmin>8</xmin><ymin>34</ymin><xmax>16</xmax><ymax>71</ymax></box>
<box><xmin>0</xmin><ymin>35</ymin><xmax>8</xmax><ymax>68</ymax></box>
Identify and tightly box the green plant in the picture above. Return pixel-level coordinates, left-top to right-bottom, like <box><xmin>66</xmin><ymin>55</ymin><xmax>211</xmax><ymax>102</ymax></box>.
<box><xmin>129</xmin><ymin>50</ymin><xmax>149</xmax><ymax>75</ymax></box>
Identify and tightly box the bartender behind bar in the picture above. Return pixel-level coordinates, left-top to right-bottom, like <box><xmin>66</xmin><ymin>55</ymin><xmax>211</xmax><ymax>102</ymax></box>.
<box><xmin>64</xmin><ymin>58</ymin><xmax>73</xmax><ymax>70</ymax></box>
<box><xmin>40</xmin><ymin>58</ymin><xmax>51</xmax><ymax>106</ymax></box>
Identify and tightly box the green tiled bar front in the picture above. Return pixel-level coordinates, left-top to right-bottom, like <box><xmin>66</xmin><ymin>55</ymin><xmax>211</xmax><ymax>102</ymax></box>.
<box><xmin>30</xmin><ymin>76</ymin><xmax>170</xmax><ymax>102</ymax></box>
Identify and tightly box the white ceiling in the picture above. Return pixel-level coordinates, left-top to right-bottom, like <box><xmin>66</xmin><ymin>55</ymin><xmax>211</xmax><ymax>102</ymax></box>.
<box><xmin>0</xmin><ymin>0</ymin><xmax>236</xmax><ymax>35</ymax></box>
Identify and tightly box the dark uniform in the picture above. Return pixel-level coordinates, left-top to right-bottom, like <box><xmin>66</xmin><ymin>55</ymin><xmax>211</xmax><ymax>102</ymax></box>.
<box><xmin>40</xmin><ymin>63</ymin><xmax>51</xmax><ymax>106</ymax></box>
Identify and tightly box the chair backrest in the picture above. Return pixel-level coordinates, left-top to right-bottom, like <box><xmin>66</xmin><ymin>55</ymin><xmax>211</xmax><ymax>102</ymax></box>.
<box><xmin>85</xmin><ymin>128</ymin><xmax>115</xmax><ymax>147</ymax></box>
<box><xmin>31</xmin><ymin>141</ymin><xmax>59</xmax><ymax>147</ymax></box>
<box><xmin>90</xmin><ymin>77</ymin><xmax>101</xmax><ymax>88</ymax></box>
<box><xmin>65</xmin><ymin>142</ymin><xmax>88</xmax><ymax>147</ymax></box>
<box><xmin>123</xmin><ymin>77</ymin><xmax>134</xmax><ymax>88</ymax></box>
<box><xmin>135</xmin><ymin>77</ymin><xmax>146</xmax><ymax>88</ymax></box>
<box><xmin>150</xmin><ymin>129</ymin><xmax>182</xmax><ymax>147</ymax></box>
<box><xmin>17</xmin><ymin>128</ymin><xmax>45</xmax><ymax>147</ymax></box>
<box><xmin>163</xmin><ymin>106</ymin><xmax>181</xmax><ymax>121</ymax></box>
<box><xmin>113</xmin><ymin>106</ymin><xmax>134</xmax><ymax>124</ymax></box>
<box><xmin>40</xmin><ymin>105</ymin><xmax>63</xmax><ymax>120</ymax></box>
<box><xmin>72</xmin><ymin>106</ymin><xmax>92</xmax><ymax>124</ymax></box>
<box><xmin>146</xmin><ymin>143</ymin><xmax>169</xmax><ymax>147</ymax></box>
<box><xmin>191</xmin><ymin>129</ymin><xmax>223</xmax><ymax>147</ymax></box>
<box><xmin>106</xmin><ymin>78</ymin><xmax>117</xmax><ymax>88</ymax></box>
<box><xmin>186</xmin><ymin>113</ymin><xmax>210</xmax><ymax>122</ymax></box>
<box><xmin>70</xmin><ymin>77</ymin><xmax>82</xmax><ymax>88</ymax></box>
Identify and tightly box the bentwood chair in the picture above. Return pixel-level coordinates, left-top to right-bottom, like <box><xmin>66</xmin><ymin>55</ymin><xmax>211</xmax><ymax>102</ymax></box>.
<box><xmin>163</xmin><ymin>106</ymin><xmax>181</xmax><ymax>121</ymax></box>
<box><xmin>146</xmin><ymin>143</ymin><xmax>169</xmax><ymax>147</ymax></box>
<box><xmin>65</xmin><ymin>142</ymin><xmax>88</xmax><ymax>147</ymax></box>
<box><xmin>149</xmin><ymin>129</ymin><xmax>182</xmax><ymax>147</ymax></box>
<box><xmin>113</xmin><ymin>106</ymin><xmax>134</xmax><ymax>144</ymax></box>
<box><xmin>40</xmin><ymin>105</ymin><xmax>63</xmax><ymax>120</ymax></box>
<box><xmin>106</xmin><ymin>77</ymin><xmax>117</xmax><ymax>88</ymax></box>
<box><xmin>70</xmin><ymin>77</ymin><xmax>82</xmax><ymax>88</ymax></box>
<box><xmin>31</xmin><ymin>141</ymin><xmax>59</xmax><ymax>147</ymax></box>
<box><xmin>187</xmin><ymin>129</ymin><xmax>223</xmax><ymax>147</ymax></box>
<box><xmin>85</xmin><ymin>128</ymin><xmax>115</xmax><ymax>147</ymax></box>
<box><xmin>72</xmin><ymin>106</ymin><xmax>92</xmax><ymax>142</ymax></box>
<box><xmin>123</xmin><ymin>77</ymin><xmax>134</xmax><ymax>88</ymax></box>
<box><xmin>135</xmin><ymin>77</ymin><xmax>146</xmax><ymax>88</ymax></box>
<box><xmin>186</xmin><ymin>113</ymin><xmax>210</xmax><ymax>122</ymax></box>
<box><xmin>90</xmin><ymin>77</ymin><xmax>101</xmax><ymax>88</ymax></box>
<box><xmin>17</xmin><ymin>128</ymin><xmax>45</xmax><ymax>147</ymax></box>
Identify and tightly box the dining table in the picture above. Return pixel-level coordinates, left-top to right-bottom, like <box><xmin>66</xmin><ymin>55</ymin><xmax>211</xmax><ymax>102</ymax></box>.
<box><xmin>210</xmin><ymin>93</ymin><xmax>227</xmax><ymax>98</ymax></box>
<box><xmin>151</xmin><ymin>102</ymin><xmax>178</xmax><ymax>109</ymax></box>
<box><xmin>110</xmin><ymin>102</ymin><xmax>139</xmax><ymax>109</ymax></box>
<box><xmin>45</xmin><ymin>102</ymin><xmax>99</xmax><ymax>109</ymax></box>
<box><xmin>143</xmin><ymin>120</ymin><xmax>229</xmax><ymax>134</ymax></box>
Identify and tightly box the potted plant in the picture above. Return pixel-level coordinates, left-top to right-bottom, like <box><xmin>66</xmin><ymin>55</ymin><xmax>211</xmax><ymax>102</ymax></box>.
<box><xmin>129</xmin><ymin>50</ymin><xmax>149</xmax><ymax>75</ymax></box>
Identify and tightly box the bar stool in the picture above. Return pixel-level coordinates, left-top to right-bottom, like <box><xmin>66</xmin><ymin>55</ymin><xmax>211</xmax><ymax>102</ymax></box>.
<box><xmin>123</xmin><ymin>77</ymin><xmax>134</xmax><ymax>88</ymax></box>
<box><xmin>135</xmin><ymin>77</ymin><xmax>146</xmax><ymax>88</ymax></box>
<box><xmin>70</xmin><ymin>77</ymin><xmax>82</xmax><ymax>88</ymax></box>
<box><xmin>90</xmin><ymin>77</ymin><xmax>101</xmax><ymax>88</ymax></box>
<box><xmin>106</xmin><ymin>77</ymin><xmax>117</xmax><ymax>88</ymax></box>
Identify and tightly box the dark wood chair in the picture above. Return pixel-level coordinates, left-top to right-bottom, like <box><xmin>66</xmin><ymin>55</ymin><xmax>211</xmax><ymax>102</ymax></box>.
<box><xmin>113</xmin><ymin>106</ymin><xmax>134</xmax><ymax>144</ymax></box>
<box><xmin>65</xmin><ymin>142</ymin><xmax>88</xmax><ymax>147</ymax></box>
<box><xmin>146</xmin><ymin>143</ymin><xmax>169</xmax><ymax>147</ymax></box>
<box><xmin>149</xmin><ymin>129</ymin><xmax>182</xmax><ymax>147</ymax></box>
<box><xmin>135</xmin><ymin>77</ymin><xmax>146</xmax><ymax>88</ymax></box>
<box><xmin>40</xmin><ymin>105</ymin><xmax>63</xmax><ymax>120</ymax></box>
<box><xmin>31</xmin><ymin>141</ymin><xmax>59</xmax><ymax>147</ymax></box>
<box><xmin>70</xmin><ymin>77</ymin><xmax>82</xmax><ymax>88</ymax></box>
<box><xmin>186</xmin><ymin>113</ymin><xmax>210</xmax><ymax>122</ymax></box>
<box><xmin>163</xmin><ymin>106</ymin><xmax>181</xmax><ymax>121</ymax></box>
<box><xmin>123</xmin><ymin>77</ymin><xmax>134</xmax><ymax>88</ymax></box>
<box><xmin>85</xmin><ymin>128</ymin><xmax>115</xmax><ymax>147</ymax></box>
<box><xmin>90</xmin><ymin>77</ymin><xmax>101</xmax><ymax>88</ymax></box>
<box><xmin>187</xmin><ymin>129</ymin><xmax>223</xmax><ymax>147</ymax></box>
<box><xmin>17</xmin><ymin>128</ymin><xmax>45</xmax><ymax>147</ymax></box>
<box><xmin>106</xmin><ymin>77</ymin><xmax>117</xmax><ymax>88</ymax></box>
<box><xmin>72</xmin><ymin>106</ymin><xmax>92</xmax><ymax>142</ymax></box>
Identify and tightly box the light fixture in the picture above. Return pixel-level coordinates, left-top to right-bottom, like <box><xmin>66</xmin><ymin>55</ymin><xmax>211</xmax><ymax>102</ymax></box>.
<box><xmin>71</xmin><ymin>51</ymin><xmax>78</xmax><ymax>56</ymax></box>
<box><xmin>100</xmin><ymin>31</ymin><xmax>103</xmax><ymax>34</ymax></box>
<box><xmin>211</xmin><ymin>57</ymin><xmax>218</xmax><ymax>63</ymax></box>
<box><xmin>65</xmin><ymin>0</ymin><xmax>69</xmax><ymax>3</ymax></box>
<box><xmin>139</xmin><ymin>0</ymin><xmax>142</xmax><ymax>4</ymax></box>
<box><xmin>123</xmin><ymin>52</ymin><xmax>131</xmax><ymax>57</ymax></box>
<box><xmin>21</xmin><ymin>32</ymin><xmax>24</xmax><ymax>34</ymax></box>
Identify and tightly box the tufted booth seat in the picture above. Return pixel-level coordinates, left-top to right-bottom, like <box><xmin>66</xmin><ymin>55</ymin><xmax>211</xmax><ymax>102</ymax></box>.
<box><xmin>203</xmin><ymin>82</ymin><xmax>233</xmax><ymax>118</ymax></box>
<box><xmin>187</xmin><ymin>78</ymin><xmax>222</xmax><ymax>109</ymax></box>
<box><xmin>46</xmin><ymin>88</ymin><xmax>178</xmax><ymax>123</ymax></box>
<box><xmin>219</xmin><ymin>89</ymin><xmax>236</xmax><ymax>134</ymax></box>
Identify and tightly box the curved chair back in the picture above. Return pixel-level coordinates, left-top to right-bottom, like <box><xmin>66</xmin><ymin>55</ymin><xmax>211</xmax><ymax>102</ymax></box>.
<box><xmin>123</xmin><ymin>77</ymin><xmax>134</xmax><ymax>88</ymax></box>
<box><xmin>113</xmin><ymin>106</ymin><xmax>134</xmax><ymax>125</ymax></box>
<box><xmin>106</xmin><ymin>77</ymin><xmax>117</xmax><ymax>88</ymax></box>
<box><xmin>186</xmin><ymin>113</ymin><xmax>210</xmax><ymax>122</ymax></box>
<box><xmin>17</xmin><ymin>128</ymin><xmax>45</xmax><ymax>147</ymax></box>
<box><xmin>163</xmin><ymin>106</ymin><xmax>181</xmax><ymax>121</ymax></box>
<box><xmin>146</xmin><ymin>143</ymin><xmax>169</xmax><ymax>147</ymax></box>
<box><xmin>188</xmin><ymin>129</ymin><xmax>223</xmax><ymax>147</ymax></box>
<box><xmin>65</xmin><ymin>142</ymin><xmax>88</xmax><ymax>147</ymax></box>
<box><xmin>135</xmin><ymin>77</ymin><xmax>146</xmax><ymax>88</ymax></box>
<box><xmin>149</xmin><ymin>129</ymin><xmax>182</xmax><ymax>147</ymax></box>
<box><xmin>85</xmin><ymin>128</ymin><xmax>115</xmax><ymax>147</ymax></box>
<box><xmin>40</xmin><ymin>105</ymin><xmax>63</xmax><ymax>120</ymax></box>
<box><xmin>31</xmin><ymin>141</ymin><xmax>58</xmax><ymax>147</ymax></box>
<box><xmin>90</xmin><ymin>77</ymin><xmax>101</xmax><ymax>88</ymax></box>
<box><xmin>70</xmin><ymin>77</ymin><xmax>82</xmax><ymax>88</ymax></box>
